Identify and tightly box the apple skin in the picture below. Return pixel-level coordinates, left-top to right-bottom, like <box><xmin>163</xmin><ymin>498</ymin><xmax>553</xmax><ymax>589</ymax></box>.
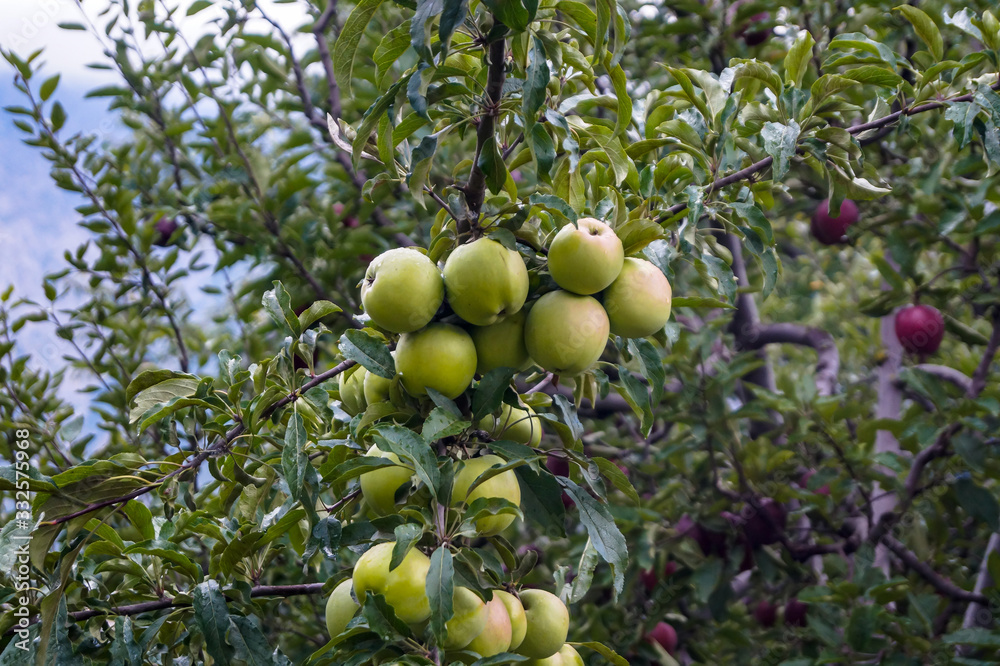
<box><xmin>453</xmin><ymin>455</ymin><xmax>522</xmax><ymax>536</ymax></box>
<box><xmin>602</xmin><ymin>258</ymin><xmax>672</xmax><ymax>338</ymax></box>
<box><xmin>525</xmin><ymin>291</ymin><xmax>609</xmax><ymax>376</ymax></box>
<box><xmin>325</xmin><ymin>579</ymin><xmax>359</xmax><ymax>639</ymax></box>
<box><xmin>444</xmin><ymin>238</ymin><xmax>529</xmax><ymax>326</ymax></box>
<box><xmin>363</xmin><ymin>368</ymin><xmax>393</xmax><ymax>405</ymax></box>
<box><xmin>495</xmin><ymin>590</ymin><xmax>527</xmax><ymax>650</ymax></box>
<box><xmin>646</xmin><ymin>622</ymin><xmax>677</xmax><ymax>654</ymax></box>
<box><xmin>442</xmin><ymin>587</ymin><xmax>488</xmax><ymax>650</ymax></box>
<box><xmin>153</xmin><ymin>217</ymin><xmax>180</xmax><ymax>247</ymax></box>
<box><xmin>810</xmin><ymin>199</ymin><xmax>859</xmax><ymax>245</ymax></box>
<box><xmin>784</xmin><ymin>598</ymin><xmax>809</xmax><ymax>627</ymax></box>
<box><xmin>743</xmin><ymin>499</ymin><xmax>787</xmax><ymax>547</ymax></box>
<box><xmin>359</xmin><ymin>444</ymin><xmax>412</xmax><ymax>516</ymax></box>
<box><xmin>479</xmin><ymin>402</ymin><xmax>543</xmax><ymax>447</ymax></box>
<box><xmin>895</xmin><ymin>304</ymin><xmax>944</xmax><ymax>355</ymax></box>
<box><xmin>800</xmin><ymin>469</ymin><xmax>831</xmax><ymax>496</ymax></box>
<box><xmin>470</xmin><ymin>310</ymin><xmax>532</xmax><ymax>375</ymax></box>
<box><xmin>352</xmin><ymin>542</ymin><xmax>431</xmax><ymax>624</ymax></box>
<box><xmin>678</xmin><ymin>515</ymin><xmax>727</xmax><ymax>558</ymax></box>
<box><xmin>545</xmin><ymin>454</ymin><xmax>570</xmax><ymax>478</ymax></box>
<box><xmin>395</xmin><ymin>323</ymin><xmax>478</xmax><ymax>399</ymax></box>
<box><xmin>516</xmin><ymin>589</ymin><xmax>570</xmax><ymax>659</ymax></box>
<box><xmin>753</xmin><ymin>600</ymin><xmax>777</xmax><ymax>628</ymax></box>
<box><xmin>466</xmin><ymin>596</ymin><xmax>513</xmax><ymax>657</ymax></box>
<box><xmin>339</xmin><ymin>366</ymin><xmax>368</xmax><ymax>415</ymax></box>
<box><xmin>361</xmin><ymin>248</ymin><xmax>444</xmax><ymax>333</ymax></box>
<box><xmin>547</xmin><ymin>218</ymin><xmax>624</xmax><ymax>295</ymax></box>
<box><xmin>524</xmin><ymin>644</ymin><xmax>584</xmax><ymax>665</ymax></box>
<box><xmin>641</xmin><ymin>560</ymin><xmax>677</xmax><ymax>592</ymax></box>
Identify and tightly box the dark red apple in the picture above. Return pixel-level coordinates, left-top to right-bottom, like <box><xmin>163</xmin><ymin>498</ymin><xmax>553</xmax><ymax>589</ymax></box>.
<box><xmin>810</xmin><ymin>199</ymin><xmax>859</xmax><ymax>245</ymax></box>
<box><xmin>640</xmin><ymin>567</ymin><xmax>658</xmax><ymax>592</ymax></box>
<box><xmin>800</xmin><ymin>469</ymin><xmax>831</xmax><ymax>496</ymax></box>
<box><xmin>784</xmin><ymin>598</ymin><xmax>809</xmax><ymax>627</ymax></box>
<box><xmin>690</xmin><ymin>523</ymin><xmax>727</xmax><ymax>558</ymax></box>
<box><xmin>545</xmin><ymin>454</ymin><xmax>570</xmax><ymax>477</ymax></box>
<box><xmin>153</xmin><ymin>217</ymin><xmax>179</xmax><ymax>247</ymax></box>
<box><xmin>753</xmin><ymin>600</ymin><xmax>777</xmax><ymax>628</ymax></box>
<box><xmin>741</xmin><ymin>13</ymin><xmax>771</xmax><ymax>45</ymax></box>
<box><xmin>646</xmin><ymin>622</ymin><xmax>677</xmax><ymax>654</ymax></box>
<box><xmin>743</xmin><ymin>499</ymin><xmax>787</xmax><ymax>547</ymax></box>
<box><xmin>663</xmin><ymin>560</ymin><xmax>677</xmax><ymax>577</ymax></box>
<box><xmin>895</xmin><ymin>304</ymin><xmax>944</xmax><ymax>355</ymax></box>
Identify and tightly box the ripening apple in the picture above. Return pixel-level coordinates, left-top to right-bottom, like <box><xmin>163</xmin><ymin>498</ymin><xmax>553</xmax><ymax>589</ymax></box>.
<box><xmin>152</xmin><ymin>217</ymin><xmax>179</xmax><ymax>247</ymax></box>
<box><xmin>363</xmin><ymin>367</ymin><xmax>393</xmax><ymax>405</ymax></box>
<box><xmin>523</xmin><ymin>644</ymin><xmax>585</xmax><ymax>665</ymax></box>
<box><xmin>547</xmin><ymin>218</ymin><xmax>624</xmax><ymax>294</ymax></box>
<box><xmin>361</xmin><ymin>248</ymin><xmax>444</xmax><ymax>332</ymax></box>
<box><xmin>479</xmin><ymin>402</ymin><xmax>543</xmax><ymax>447</ymax></box>
<box><xmin>516</xmin><ymin>589</ymin><xmax>570</xmax><ymax>659</ymax></box>
<box><xmin>443</xmin><ymin>237</ymin><xmax>529</xmax><ymax>326</ymax></box>
<box><xmin>753</xmin><ymin>600</ymin><xmax>777</xmax><ymax>628</ymax></box>
<box><xmin>359</xmin><ymin>444</ymin><xmax>412</xmax><ymax>516</ymax></box>
<box><xmin>895</xmin><ymin>304</ymin><xmax>944</xmax><ymax>355</ymax></box>
<box><xmin>338</xmin><ymin>365</ymin><xmax>368</xmax><ymax>415</ymax></box>
<box><xmin>784</xmin><ymin>598</ymin><xmax>809</xmax><ymax>627</ymax></box>
<box><xmin>495</xmin><ymin>590</ymin><xmax>527</xmax><ymax>650</ymax></box>
<box><xmin>810</xmin><ymin>199</ymin><xmax>859</xmax><ymax>245</ymax></box>
<box><xmin>743</xmin><ymin>499</ymin><xmax>787</xmax><ymax>547</ymax></box>
<box><xmin>646</xmin><ymin>622</ymin><xmax>677</xmax><ymax>654</ymax></box>
<box><xmin>470</xmin><ymin>310</ymin><xmax>532</xmax><ymax>374</ymax></box>
<box><xmin>325</xmin><ymin>579</ymin><xmax>359</xmax><ymax>639</ymax></box>
<box><xmin>442</xmin><ymin>587</ymin><xmax>488</xmax><ymax>650</ymax></box>
<box><xmin>602</xmin><ymin>258</ymin><xmax>672</xmax><ymax>338</ymax></box>
<box><xmin>525</xmin><ymin>291</ymin><xmax>609</xmax><ymax>376</ymax></box>
<box><xmin>395</xmin><ymin>323</ymin><xmax>477</xmax><ymax>399</ymax></box>
<box><xmin>352</xmin><ymin>542</ymin><xmax>431</xmax><ymax>624</ymax></box>
<box><xmin>453</xmin><ymin>455</ymin><xmax>521</xmax><ymax>536</ymax></box>
<box><xmin>466</xmin><ymin>596</ymin><xmax>513</xmax><ymax>657</ymax></box>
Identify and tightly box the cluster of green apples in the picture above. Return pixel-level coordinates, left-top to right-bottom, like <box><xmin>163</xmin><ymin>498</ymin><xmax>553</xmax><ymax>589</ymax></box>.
<box><xmin>339</xmin><ymin>217</ymin><xmax>672</xmax><ymax>412</ymax></box>
<box><xmin>325</xmin><ymin>542</ymin><xmax>581</xmax><ymax>663</ymax></box>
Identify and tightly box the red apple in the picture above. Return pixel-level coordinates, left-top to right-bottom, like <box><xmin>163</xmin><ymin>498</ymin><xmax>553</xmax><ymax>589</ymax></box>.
<box><xmin>740</xmin><ymin>13</ymin><xmax>771</xmax><ymax>45</ymax></box>
<box><xmin>800</xmin><ymin>469</ymin><xmax>831</xmax><ymax>496</ymax></box>
<box><xmin>546</xmin><ymin>454</ymin><xmax>570</xmax><ymax>478</ymax></box>
<box><xmin>895</xmin><ymin>304</ymin><xmax>944</xmax><ymax>355</ymax></box>
<box><xmin>784</xmin><ymin>598</ymin><xmax>808</xmax><ymax>627</ymax></box>
<box><xmin>646</xmin><ymin>622</ymin><xmax>677</xmax><ymax>654</ymax></box>
<box><xmin>743</xmin><ymin>499</ymin><xmax>787</xmax><ymax>547</ymax></box>
<box><xmin>810</xmin><ymin>199</ymin><xmax>859</xmax><ymax>245</ymax></box>
<box><xmin>753</xmin><ymin>600</ymin><xmax>777</xmax><ymax>628</ymax></box>
<box><xmin>153</xmin><ymin>217</ymin><xmax>179</xmax><ymax>247</ymax></box>
<box><xmin>641</xmin><ymin>560</ymin><xmax>678</xmax><ymax>592</ymax></box>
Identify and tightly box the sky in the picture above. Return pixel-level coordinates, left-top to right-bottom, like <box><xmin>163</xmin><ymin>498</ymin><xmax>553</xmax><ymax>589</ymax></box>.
<box><xmin>0</xmin><ymin>0</ymin><xmax>310</xmax><ymax>425</ymax></box>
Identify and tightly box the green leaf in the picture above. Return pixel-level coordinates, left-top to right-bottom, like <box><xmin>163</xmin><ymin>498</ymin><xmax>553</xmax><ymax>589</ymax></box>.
<box><xmin>894</xmin><ymin>6</ymin><xmax>944</xmax><ymax>60</ymax></box>
<box><xmin>373</xmin><ymin>426</ymin><xmax>440</xmax><ymax>500</ymax></box>
<box><xmin>732</xmin><ymin>61</ymin><xmax>783</xmax><ymax>99</ymax></box>
<box><xmin>612</xmin><ymin>366</ymin><xmax>652</xmax><ymax>436</ymax></box>
<box><xmin>126</xmin><ymin>369</ymin><xmax>198</xmax><ymax>406</ymax></box>
<box><xmin>761</xmin><ymin>120</ymin><xmax>799</xmax><ymax>180</ymax></box>
<box><xmin>340</xmin><ymin>329</ymin><xmax>395</xmax><ymax>378</ymax></box>
<box><xmin>943</xmin><ymin>627</ymin><xmax>1000</xmax><ymax>648</ymax></box>
<box><xmin>354</xmin><ymin>75</ymin><xmax>411</xmax><ymax>167</ymax></box>
<box><xmin>391</xmin><ymin>524</ymin><xmax>423</xmax><ymax>570</ymax></box>
<box><xmin>282</xmin><ymin>413</ymin><xmax>309</xmax><ymax>500</ymax></box>
<box><xmin>671</xmin><ymin>296</ymin><xmax>735</xmax><ymax>309</ymax></box>
<box><xmin>298</xmin><ymin>301</ymin><xmax>343</xmax><ymax>329</ymax></box>
<box><xmin>607</xmin><ymin>64</ymin><xmax>633</xmax><ymax>138</ymax></box>
<box><xmin>954</xmin><ymin>477</ymin><xmax>1000</xmax><ymax>530</ymax></box>
<box><xmin>109</xmin><ymin>616</ymin><xmax>141</xmax><ymax>666</ymax></box>
<box><xmin>562</xmin><ymin>480</ymin><xmax>628</xmax><ymax>594</ymax></box>
<box><xmin>592</xmin><ymin>457</ymin><xmax>639</xmax><ymax>505</ymax></box>
<box><xmin>523</xmin><ymin>36</ymin><xmax>549</xmax><ymax>123</ymax></box>
<box><xmin>262</xmin><ymin>281</ymin><xmax>300</xmax><ymax>337</ymax></box>
<box><xmin>408</xmin><ymin>133</ymin><xmax>438</xmax><ymax>207</ymax></box>
<box><xmin>842</xmin><ymin>65</ymin><xmax>904</xmax><ymax>88</ymax></box>
<box><xmin>515</xmin><ymin>465</ymin><xmax>566</xmax><ymax>536</ymax></box>
<box><xmin>193</xmin><ymin>581</ymin><xmax>233</xmax><ymax>664</ymax></box>
<box><xmin>551</xmin><ymin>394</ymin><xmax>584</xmax><ymax>441</ymax></box>
<box><xmin>438</xmin><ymin>0</ymin><xmax>467</xmax><ymax>58</ymax></box>
<box><xmin>477</xmin><ymin>133</ymin><xmax>508</xmax><ymax>195</ymax></box>
<box><xmin>128</xmin><ymin>375</ymin><xmax>201</xmax><ymax>424</ymax></box>
<box><xmin>40</xmin><ymin>75</ymin><xmax>60</xmax><ymax>102</ymax></box>
<box><xmin>332</xmin><ymin>0</ymin><xmax>386</xmax><ymax>96</ymax></box>
<box><xmin>945</xmin><ymin>101</ymin><xmax>978</xmax><ymax>148</ymax></box>
<box><xmin>374</xmin><ymin>21</ymin><xmax>413</xmax><ymax>90</ymax></box>
<box><xmin>122</xmin><ymin>500</ymin><xmax>155</xmax><ymax>541</ymax></box>
<box><xmin>422</xmin><ymin>407</ymin><xmax>471</xmax><ymax>442</ymax></box>
<box><xmin>226</xmin><ymin>616</ymin><xmax>272</xmax><ymax>666</ymax></box>
<box><xmin>528</xmin><ymin>123</ymin><xmax>556</xmax><ymax>181</ymax></box>
<box><xmin>784</xmin><ymin>29</ymin><xmax>816</xmax><ymax>87</ymax></box>
<box><xmin>846</xmin><ymin>604</ymin><xmax>879</xmax><ymax>651</ymax></box>
<box><xmin>50</xmin><ymin>102</ymin><xmax>66</xmax><ymax>131</ymax></box>
<box><xmin>480</xmin><ymin>0</ymin><xmax>530</xmax><ymax>32</ymax></box>
<box><xmin>573</xmin><ymin>642</ymin><xmax>629</xmax><ymax>666</ymax></box>
<box><xmin>529</xmin><ymin>193</ymin><xmax>577</xmax><ymax>221</ymax></box>
<box><xmin>411</xmin><ymin>0</ymin><xmax>443</xmax><ymax>62</ymax></box>
<box><xmin>472</xmin><ymin>367</ymin><xmax>518</xmax><ymax>422</ymax></box>
<box><xmin>426</xmin><ymin>547</ymin><xmax>455</xmax><ymax>646</ymax></box>
<box><xmin>362</xmin><ymin>593</ymin><xmax>411</xmax><ymax>641</ymax></box>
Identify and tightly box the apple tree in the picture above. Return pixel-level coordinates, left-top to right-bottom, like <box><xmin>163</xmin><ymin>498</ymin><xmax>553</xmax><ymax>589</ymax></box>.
<box><xmin>2</xmin><ymin>0</ymin><xmax>1000</xmax><ymax>664</ymax></box>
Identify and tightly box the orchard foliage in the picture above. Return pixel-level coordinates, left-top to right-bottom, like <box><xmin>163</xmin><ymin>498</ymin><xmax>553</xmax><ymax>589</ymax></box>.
<box><xmin>2</xmin><ymin>0</ymin><xmax>1000</xmax><ymax>664</ymax></box>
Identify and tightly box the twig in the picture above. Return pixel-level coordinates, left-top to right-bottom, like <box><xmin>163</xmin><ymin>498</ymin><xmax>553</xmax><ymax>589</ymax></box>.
<box><xmin>462</xmin><ymin>33</ymin><xmax>508</xmax><ymax>232</ymax></box>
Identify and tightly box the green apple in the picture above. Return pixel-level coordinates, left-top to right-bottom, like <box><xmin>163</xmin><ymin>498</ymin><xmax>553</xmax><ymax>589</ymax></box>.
<box><xmin>453</xmin><ymin>454</ymin><xmax>522</xmax><ymax>536</ymax></box>
<box><xmin>602</xmin><ymin>257</ymin><xmax>672</xmax><ymax>338</ymax></box>
<box><xmin>325</xmin><ymin>579</ymin><xmax>359</xmax><ymax>639</ymax></box>
<box><xmin>516</xmin><ymin>589</ymin><xmax>569</xmax><ymax>659</ymax></box>
<box><xmin>466</xmin><ymin>596</ymin><xmax>513</xmax><ymax>657</ymax></box>
<box><xmin>479</xmin><ymin>403</ymin><xmax>543</xmax><ymax>447</ymax></box>
<box><xmin>359</xmin><ymin>444</ymin><xmax>412</xmax><ymax>516</ymax></box>
<box><xmin>547</xmin><ymin>217</ymin><xmax>624</xmax><ymax>294</ymax></box>
<box><xmin>495</xmin><ymin>590</ymin><xmax>527</xmax><ymax>650</ymax></box>
<box><xmin>338</xmin><ymin>365</ymin><xmax>368</xmax><ymax>416</ymax></box>
<box><xmin>524</xmin><ymin>644</ymin><xmax>584</xmax><ymax>665</ymax></box>
<box><xmin>524</xmin><ymin>291</ymin><xmax>609</xmax><ymax>376</ymax></box>
<box><xmin>361</xmin><ymin>248</ymin><xmax>444</xmax><ymax>333</ymax></box>
<box><xmin>442</xmin><ymin>587</ymin><xmax>488</xmax><ymax>650</ymax></box>
<box><xmin>443</xmin><ymin>238</ymin><xmax>529</xmax><ymax>326</ymax></box>
<box><xmin>363</xmin><ymin>369</ymin><xmax>393</xmax><ymax>405</ymax></box>
<box><xmin>395</xmin><ymin>323</ymin><xmax>477</xmax><ymax>399</ymax></box>
<box><xmin>470</xmin><ymin>310</ymin><xmax>532</xmax><ymax>375</ymax></box>
<box><xmin>353</xmin><ymin>542</ymin><xmax>431</xmax><ymax>624</ymax></box>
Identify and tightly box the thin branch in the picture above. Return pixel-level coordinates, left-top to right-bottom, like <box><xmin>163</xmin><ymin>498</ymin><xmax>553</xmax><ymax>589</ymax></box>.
<box><xmin>743</xmin><ymin>322</ymin><xmax>840</xmax><ymax>397</ymax></box>
<box><xmin>907</xmin><ymin>364</ymin><xmax>972</xmax><ymax>394</ymax></box>
<box><xmin>462</xmin><ymin>33</ymin><xmax>508</xmax><ymax>232</ymax></box>
<box><xmin>882</xmin><ymin>535</ymin><xmax>988</xmax><ymax>604</ymax></box>
<box><xmin>969</xmin><ymin>309</ymin><xmax>1000</xmax><ymax>398</ymax></box>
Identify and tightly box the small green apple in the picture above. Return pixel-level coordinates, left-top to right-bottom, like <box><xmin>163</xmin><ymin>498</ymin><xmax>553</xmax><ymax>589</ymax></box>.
<box><xmin>338</xmin><ymin>365</ymin><xmax>368</xmax><ymax>415</ymax></box>
<box><xmin>495</xmin><ymin>590</ymin><xmax>527</xmax><ymax>650</ymax></box>
<box><xmin>363</xmin><ymin>369</ymin><xmax>393</xmax><ymax>405</ymax></box>
<box><xmin>361</xmin><ymin>248</ymin><xmax>444</xmax><ymax>333</ymax></box>
<box><xmin>523</xmin><ymin>644</ymin><xmax>585</xmax><ymax>665</ymax></box>
<box><xmin>325</xmin><ymin>579</ymin><xmax>359</xmax><ymax>640</ymax></box>
<box><xmin>516</xmin><ymin>589</ymin><xmax>569</xmax><ymax>659</ymax></box>
<box><xmin>442</xmin><ymin>587</ymin><xmax>488</xmax><ymax>650</ymax></box>
<box><xmin>443</xmin><ymin>238</ymin><xmax>529</xmax><ymax>326</ymax></box>
<box><xmin>470</xmin><ymin>310</ymin><xmax>532</xmax><ymax>375</ymax></box>
<box><xmin>395</xmin><ymin>323</ymin><xmax>477</xmax><ymax>399</ymax></box>
<box><xmin>352</xmin><ymin>542</ymin><xmax>431</xmax><ymax>624</ymax></box>
<box><xmin>453</xmin><ymin>454</ymin><xmax>521</xmax><ymax>536</ymax></box>
<box><xmin>479</xmin><ymin>403</ymin><xmax>543</xmax><ymax>447</ymax></box>
<box><xmin>602</xmin><ymin>258</ymin><xmax>672</xmax><ymax>338</ymax></box>
<box><xmin>466</xmin><ymin>596</ymin><xmax>513</xmax><ymax>657</ymax></box>
<box><xmin>547</xmin><ymin>218</ymin><xmax>624</xmax><ymax>295</ymax></box>
<box><xmin>359</xmin><ymin>444</ymin><xmax>412</xmax><ymax>516</ymax></box>
<box><xmin>524</xmin><ymin>291</ymin><xmax>609</xmax><ymax>376</ymax></box>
